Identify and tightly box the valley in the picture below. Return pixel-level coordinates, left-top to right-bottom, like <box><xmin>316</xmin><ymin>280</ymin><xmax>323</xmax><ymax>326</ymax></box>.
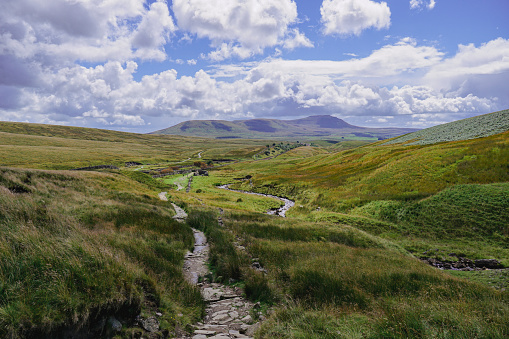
<box><xmin>0</xmin><ymin>109</ymin><xmax>508</xmax><ymax>338</ymax></box>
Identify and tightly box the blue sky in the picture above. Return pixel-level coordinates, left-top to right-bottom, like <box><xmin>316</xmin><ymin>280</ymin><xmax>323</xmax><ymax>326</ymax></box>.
<box><xmin>1</xmin><ymin>0</ymin><xmax>508</xmax><ymax>133</ymax></box>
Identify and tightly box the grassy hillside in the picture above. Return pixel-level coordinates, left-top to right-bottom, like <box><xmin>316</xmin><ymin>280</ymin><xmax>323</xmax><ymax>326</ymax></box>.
<box><xmin>0</xmin><ymin>167</ymin><xmax>204</xmax><ymax>338</ymax></box>
<box><xmin>384</xmin><ymin>109</ymin><xmax>509</xmax><ymax>146</ymax></box>
<box><xmin>0</xmin><ymin>121</ymin><xmax>269</xmax><ymax>169</ymax></box>
<box><xmin>225</xmin><ymin>130</ymin><xmax>509</xmax><ymax>209</ymax></box>
<box><xmin>209</xmin><ymin>128</ymin><xmax>509</xmax><ymax>271</ymax></box>
<box><xmin>186</xmin><ymin>208</ymin><xmax>508</xmax><ymax>338</ymax></box>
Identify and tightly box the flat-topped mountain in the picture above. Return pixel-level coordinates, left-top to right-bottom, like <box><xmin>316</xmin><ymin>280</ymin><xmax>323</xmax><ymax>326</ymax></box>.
<box><xmin>151</xmin><ymin>115</ymin><xmax>418</xmax><ymax>140</ymax></box>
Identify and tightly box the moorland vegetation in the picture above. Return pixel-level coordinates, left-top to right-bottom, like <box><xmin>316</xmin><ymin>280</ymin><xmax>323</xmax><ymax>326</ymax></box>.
<box><xmin>0</xmin><ymin>109</ymin><xmax>508</xmax><ymax>338</ymax></box>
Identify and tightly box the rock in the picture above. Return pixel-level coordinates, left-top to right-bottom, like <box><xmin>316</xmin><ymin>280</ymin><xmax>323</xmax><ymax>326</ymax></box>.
<box><xmin>140</xmin><ymin>316</ymin><xmax>160</xmax><ymax>333</ymax></box>
<box><xmin>239</xmin><ymin>323</ymin><xmax>250</xmax><ymax>333</ymax></box>
<box><xmin>194</xmin><ymin>329</ymin><xmax>216</xmax><ymax>336</ymax></box>
<box><xmin>246</xmin><ymin>322</ymin><xmax>260</xmax><ymax>337</ymax></box>
<box><xmin>192</xmin><ymin>335</ymin><xmax>208</xmax><ymax>339</ymax></box>
<box><xmin>107</xmin><ymin>316</ymin><xmax>122</xmax><ymax>332</ymax></box>
<box><xmin>251</xmin><ymin>262</ymin><xmax>263</xmax><ymax>270</ymax></box>
<box><xmin>241</xmin><ymin>315</ymin><xmax>253</xmax><ymax>324</ymax></box>
<box><xmin>202</xmin><ymin>287</ymin><xmax>223</xmax><ymax>301</ymax></box>
<box><xmin>212</xmin><ymin>313</ymin><xmax>231</xmax><ymax>322</ymax></box>
<box><xmin>475</xmin><ymin>259</ymin><xmax>503</xmax><ymax>269</ymax></box>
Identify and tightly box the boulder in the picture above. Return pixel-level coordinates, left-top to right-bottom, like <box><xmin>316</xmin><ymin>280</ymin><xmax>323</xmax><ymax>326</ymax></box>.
<box><xmin>139</xmin><ymin>316</ymin><xmax>160</xmax><ymax>333</ymax></box>
<box><xmin>475</xmin><ymin>259</ymin><xmax>504</xmax><ymax>269</ymax></box>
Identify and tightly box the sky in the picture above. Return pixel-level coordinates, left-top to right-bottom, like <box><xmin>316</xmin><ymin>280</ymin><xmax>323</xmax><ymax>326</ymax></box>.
<box><xmin>0</xmin><ymin>0</ymin><xmax>508</xmax><ymax>133</ymax></box>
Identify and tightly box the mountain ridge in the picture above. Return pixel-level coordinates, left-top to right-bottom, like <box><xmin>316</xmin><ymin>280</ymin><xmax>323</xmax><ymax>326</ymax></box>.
<box><xmin>151</xmin><ymin>115</ymin><xmax>418</xmax><ymax>140</ymax></box>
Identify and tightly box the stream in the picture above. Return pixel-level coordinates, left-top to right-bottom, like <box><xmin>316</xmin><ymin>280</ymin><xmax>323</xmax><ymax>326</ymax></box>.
<box><xmin>218</xmin><ymin>184</ymin><xmax>295</xmax><ymax>217</ymax></box>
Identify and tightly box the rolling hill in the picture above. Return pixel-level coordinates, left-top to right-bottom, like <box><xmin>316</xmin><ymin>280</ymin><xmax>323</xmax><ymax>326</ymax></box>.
<box><xmin>383</xmin><ymin>109</ymin><xmax>509</xmax><ymax>146</ymax></box>
<box><xmin>151</xmin><ymin>115</ymin><xmax>419</xmax><ymax>140</ymax></box>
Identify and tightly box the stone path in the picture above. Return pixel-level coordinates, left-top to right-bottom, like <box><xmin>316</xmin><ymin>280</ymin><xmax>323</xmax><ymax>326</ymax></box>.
<box><xmin>174</xmin><ymin>173</ymin><xmax>194</xmax><ymax>191</ymax></box>
<box><xmin>160</xmin><ymin>195</ymin><xmax>263</xmax><ymax>338</ymax></box>
<box><xmin>171</xmin><ymin>202</ymin><xmax>259</xmax><ymax>339</ymax></box>
<box><xmin>171</xmin><ymin>203</ymin><xmax>188</xmax><ymax>222</ymax></box>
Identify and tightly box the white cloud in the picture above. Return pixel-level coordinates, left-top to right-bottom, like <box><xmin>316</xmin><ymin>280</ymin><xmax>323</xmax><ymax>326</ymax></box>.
<box><xmin>320</xmin><ymin>0</ymin><xmax>391</xmax><ymax>36</ymax></box>
<box><xmin>3</xmin><ymin>54</ymin><xmax>495</xmax><ymax>130</ymax></box>
<box><xmin>0</xmin><ymin>0</ymin><xmax>175</xmax><ymax>64</ymax></box>
<box><xmin>425</xmin><ymin>38</ymin><xmax>509</xmax><ymax>104</ymax></box>
<box><xmin>229</xmin><ymin>38</ymin><xmax>442</xmax><ymax>82</ymax></box>
<box><xmin>1</xmin><ymin>11</ymin><xmax>505</xmax><ymax>134</ymax></box>
<box><xmin>172</xmin><ymin>0</ymin><xmax>310</xmax><ymax>59</ymax></box>
<box><xmin>283</xmin><ymin>29</ymin><xmax>314</xmax><ymax>50</ymax></box>
<box><xmin>410</xmin><ymin>0</ymin><xmax>436</xmax><ymax>10</ymax></box>
<box><xmin>132</xmin><ymin>0</ymin><xmax>176</xmax><ymax>61</ymax></box>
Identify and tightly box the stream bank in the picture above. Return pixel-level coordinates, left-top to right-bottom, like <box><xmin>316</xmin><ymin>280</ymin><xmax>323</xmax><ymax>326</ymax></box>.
<box><xmin>217</xmin><ymin>185</ymin><xmax>294</xmax><ymax>217</ymax></box>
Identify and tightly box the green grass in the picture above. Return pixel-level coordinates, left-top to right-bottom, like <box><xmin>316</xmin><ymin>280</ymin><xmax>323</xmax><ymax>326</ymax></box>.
<box><xmin>174</xmin><ymin>174</ymin><xmax>283</xmax><ymax>214</ymax></box>
<box><xmin>383</xmin><ymin>109</ymin><xmax>509</xmax><ymax>146</ymax></box>
<box><xmin>0</xmin><ymin>121</ymin><xmax>269</xmax><ymax>169</ymax></box>
<box><xmin>212</xmin><ymin>130</ymin><xmax>509</xmax><ymax>267</ymax></box>
<box><xmin>2</xmin><ymin>115</ymin><xmax>509</xmax><ymax>338</ymax></box>
<box><xmin>352</xmin><ymin>183</ymin><xmax>509</xmax><ymax>239</ymax></box>
<box><xmin>214</xmin><ymin>210</ymin><xmax>509</xmax><ymax>338</ymax></box>
<box><xmin>0</xmin><ymin>167</ymin><xmax>203</xmax><ymax>338</ymax></box>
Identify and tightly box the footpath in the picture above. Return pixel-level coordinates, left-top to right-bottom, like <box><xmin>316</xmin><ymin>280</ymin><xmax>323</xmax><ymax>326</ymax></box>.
<box><xmin>167</xmin><ymin>198</ymin><xmax>261</xmax><ymax>339</ymax></box>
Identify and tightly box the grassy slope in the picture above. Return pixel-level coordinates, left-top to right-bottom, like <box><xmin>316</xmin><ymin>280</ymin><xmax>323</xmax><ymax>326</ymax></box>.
<box><xmin>384</xmin><ymin>109</ymin><xmax>509</xmax><ymax>146</ymax></box>
<box><xmin>186</xmin><ymin>208</ymin><xmax>508</xmax><ymax>338</ymax></box>
<box><xmin>0</xmin><ymin>168</ymin><xmax>203</xmax><ymax>338</ymax></box>
<box><xmin>0</xmin><ymin>121</ymin><xmax>268</xmax><ymax>169</ymax></box>
<box><xmin>214</xmin><ymin>130</ymin><xmax>509</xmax><ymax>264</ymax></box>
<box><xmin>224</xmin><ymin>130</ymin><xmax>509</xmax><ymax>209</ymax></box>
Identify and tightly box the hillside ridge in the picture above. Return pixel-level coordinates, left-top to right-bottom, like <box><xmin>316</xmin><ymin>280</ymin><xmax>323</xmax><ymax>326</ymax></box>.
<box><xmin>151</xmin><ymin>115</ymin><xmax>418</xmax><ymax>140</ymax></box>
<box><xmin>383</xmin><ymin>109</ymin><xmax>509</xmax><ymax>146</ymax></box>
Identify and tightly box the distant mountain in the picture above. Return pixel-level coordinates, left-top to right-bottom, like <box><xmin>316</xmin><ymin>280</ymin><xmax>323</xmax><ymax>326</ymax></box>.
<box><xmin>150</xmin><ymin>115</ymin><xmax>419</xmax><ymax>140</ymax></box>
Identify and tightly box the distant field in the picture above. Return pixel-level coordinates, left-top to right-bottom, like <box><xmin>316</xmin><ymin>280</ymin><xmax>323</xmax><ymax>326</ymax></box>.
<box><xmin>0</xmin><ymin>121</ymin><xmax>269</xmax><ymax>169</ymax></box>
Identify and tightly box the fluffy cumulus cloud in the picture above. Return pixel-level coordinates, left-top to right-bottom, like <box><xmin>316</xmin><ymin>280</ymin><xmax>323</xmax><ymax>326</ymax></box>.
<box><xmin>172</xmin><ymin>0</ymin><xmax>311</xmax><ymax>60</ymax></box>
<box><xmin>0</xmin><ymin>0</ymin><xmax>505</xmax><ymax>132</ymax></box>
<box><xmin>410</xmin><ymin>0</ymin><xmax>436</xmax><ymax>10</ymax></box>
<box><xmin>4</xmin><ymin>38</ymin><xmax>501</xmax><ymax>130</ymax></box>
<box><xmin>425</xmin><ymin>38</ymin><xmax>509</xmax><ymax>98</ymax></box>
<box><xmin>0</xmin><ymin>0</ymin><xmax>176</xmax><ymax>123</ymax></box>
<box><xmin>0</xmin><ymin>0</ymin><xmax>175</xmax><ymax>65</ymax></box>
<box><xmin>248</xmin><ymin>38</ymin><xmax>442</xmax><ymax>81</ymax></box>
<box><xmin>320</xmin><ymin>0</ymin><xmax>391</xmax><ymax>36</ymax></box>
